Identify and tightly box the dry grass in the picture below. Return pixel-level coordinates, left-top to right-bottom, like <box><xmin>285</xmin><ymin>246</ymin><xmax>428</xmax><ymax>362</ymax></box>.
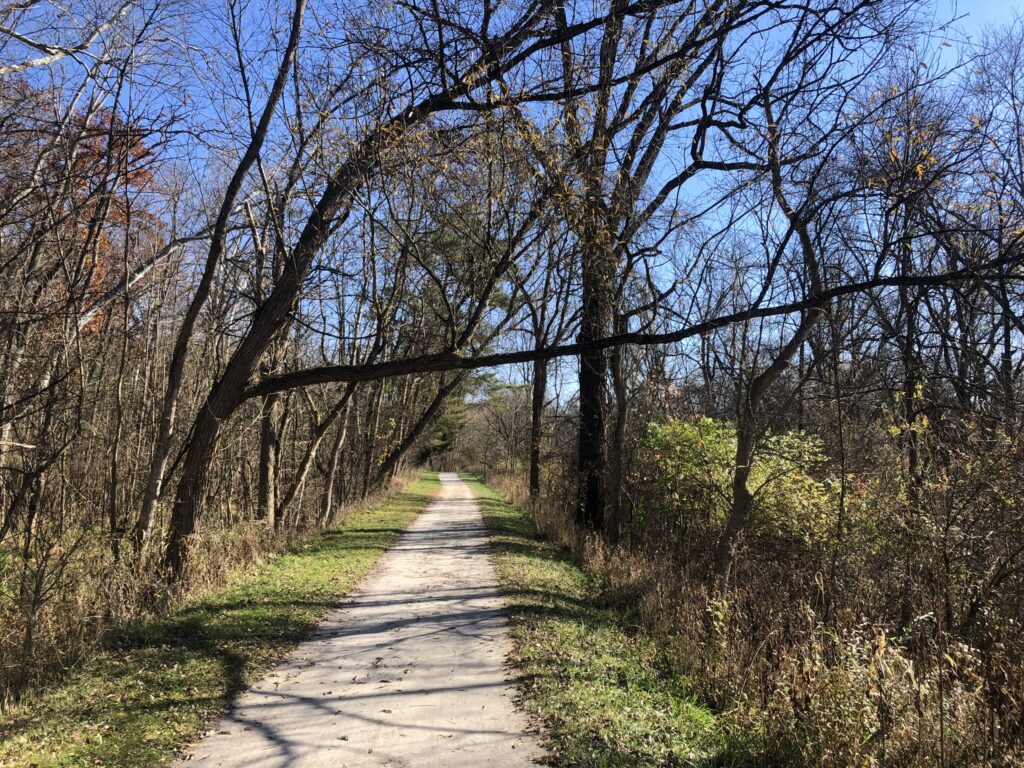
<box><xmin>482</xmin><ymin>472</ymin><xmax>1024</xmax><ymax>768</ymax></box>
<box><xmin>0</xmin><ymin>472</ymin><xmax>419</xmax><ymax>706</ymax></box>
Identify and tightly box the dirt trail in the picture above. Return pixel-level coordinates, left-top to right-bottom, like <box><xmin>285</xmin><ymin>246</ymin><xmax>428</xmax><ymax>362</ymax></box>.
<box><xmin>178</xmin><ymin>473</ymin><xmax>542</xmax><ymax>767</ymax></box>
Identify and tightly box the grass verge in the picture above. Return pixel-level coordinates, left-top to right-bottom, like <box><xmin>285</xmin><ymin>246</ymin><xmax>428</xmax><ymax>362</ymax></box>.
<box><xmin>464</xmin><ymin>474</ymin><xmax>724</xmax><ymax>767</ymax></box>
<box><xmin>0</xmin><ymin>473</ymin><xmax>439</xmax><ymax>768</ymax></box>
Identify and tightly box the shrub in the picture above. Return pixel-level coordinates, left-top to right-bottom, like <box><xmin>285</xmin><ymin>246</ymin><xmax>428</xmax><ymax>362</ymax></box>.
<box><xmin>633</xmin><ymin>417</ymin><xmax>835</xmax><ymax>549</ymax></box>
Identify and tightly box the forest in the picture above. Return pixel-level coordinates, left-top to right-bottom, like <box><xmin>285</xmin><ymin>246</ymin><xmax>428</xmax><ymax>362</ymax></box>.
<box><xmin>2</xmin><ymin>0</ymin><xmax>1024</xmax><ymax>765</ymax></box>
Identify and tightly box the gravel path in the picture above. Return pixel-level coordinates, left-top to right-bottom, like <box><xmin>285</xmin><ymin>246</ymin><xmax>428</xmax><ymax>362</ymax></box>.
<box><xmin>178</xmin><ymin>473</ymin><xmax>542</xmax><ymax>767</ymax></box>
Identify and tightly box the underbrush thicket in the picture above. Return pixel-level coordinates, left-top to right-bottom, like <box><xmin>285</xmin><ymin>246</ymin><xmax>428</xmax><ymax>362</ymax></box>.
<box><xmin>479</xmin><ymin>413</ymin><xmax>1024</xmax><ymax>767</ymax></box>
<box><xmin>0</xmin><ymin>466</ymin><xmax>416</xmax><ymax>706</ymax></box>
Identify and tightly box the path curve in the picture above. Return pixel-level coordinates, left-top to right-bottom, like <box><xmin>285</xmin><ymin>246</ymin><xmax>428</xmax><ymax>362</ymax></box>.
<box><xmin>179</xmin><ymin>473</ymin><xmax>542</xmax><ymax>767</ymax></box>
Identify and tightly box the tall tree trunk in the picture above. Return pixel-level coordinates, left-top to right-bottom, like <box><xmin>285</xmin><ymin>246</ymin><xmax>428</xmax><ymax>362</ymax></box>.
<box><xmin>257</xmin><ymin>393</ymin><xmax>280</xmax><ymax>526</ymax></box>
<box><xmin>319</xmin><ymin>416</ymin><xmax>348</xmax><ymax>528</ymax></box>
<box><xmin>576</xmin><ymin>233</ymin><xmax>613</xmax><ymax>531</ymax></box>
<box><xmin>606</xmin><ymin>341</ymin><xmax>628</xmax><ymax>545</ymax></box>
<box><xmin>528</xmin><ymin>356</ymin><xmax>547</xmax><ymax>504</ymax></box>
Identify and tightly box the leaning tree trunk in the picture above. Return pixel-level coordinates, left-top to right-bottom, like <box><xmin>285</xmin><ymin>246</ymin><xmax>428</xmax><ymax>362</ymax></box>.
<box><xmin>714</xmin><ymin>115</ymin><xmax>828</xmax><ymax>594</ymax></box>
<box><xmin>714</xmin><ymin>307</ymin><xmax>825</xmax><ymax>593</ymax></box>
<box><xmin>161</xmin><ymin>258</ymin><xmax>316</xmax><ymax>582</ymax></box>
<box><xmin>159</xmin><ymin>108</ymin><xmax>395</xmax><ymax>580</ymax></box>
<box><xmin>135</xmin><ymin>0</ymin><xmax>307</xmax><ymax>561</ymax></box>
<box><xmin>372</xmin><ymin>374</ymin><xmax>464</xmax><ymax>488</ymax></box>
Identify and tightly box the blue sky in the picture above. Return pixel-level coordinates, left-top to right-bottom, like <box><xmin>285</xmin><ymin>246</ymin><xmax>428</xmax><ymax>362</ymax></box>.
<box><xmin>944</xmin><ymin>0</ymin><xmax>1021</xmax><ymax>35</ymax></box>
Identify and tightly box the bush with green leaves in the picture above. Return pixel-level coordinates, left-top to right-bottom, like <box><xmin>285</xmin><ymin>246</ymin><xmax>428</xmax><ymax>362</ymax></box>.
<box><xmin>633</xmin><ymin>417</ymin><xmax>834</xmax><ymax>546</ymax></box>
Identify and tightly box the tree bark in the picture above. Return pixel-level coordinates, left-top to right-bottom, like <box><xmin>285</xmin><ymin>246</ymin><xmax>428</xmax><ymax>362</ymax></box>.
<box><xmin>257</xmin><ymin>393</ymin><xmax>281</xmax><ymax>527</ymax></box>
<box><xmin>606</xmin><ymin>340</ymin><xmax>628</xmax><ymax>545</ymax></box>
<box><xmin>528</xmin><ymin>357</ymin><xmax>547</xmax><ymax>503</ymax></box>
<box><xmin>576</xmin><ymin>231</ymin><xmax>613</xmax><ymax>532</ymax></box>
<box><xmin>319</xmin><ymin>415</ymin><xmax>348</xmax><ymax>528</ymax></box>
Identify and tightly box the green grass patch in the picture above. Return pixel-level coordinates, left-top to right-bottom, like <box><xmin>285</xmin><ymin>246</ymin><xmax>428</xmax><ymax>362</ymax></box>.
<box><xmin>0</xmin><ymin>473</ymin><xmax>440</xmax><ymax>768</ymax></box>
<box><xmin>465</xmin><ymin>474</ymin><xmax>723</xmax><ymax>767</ymax></box>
